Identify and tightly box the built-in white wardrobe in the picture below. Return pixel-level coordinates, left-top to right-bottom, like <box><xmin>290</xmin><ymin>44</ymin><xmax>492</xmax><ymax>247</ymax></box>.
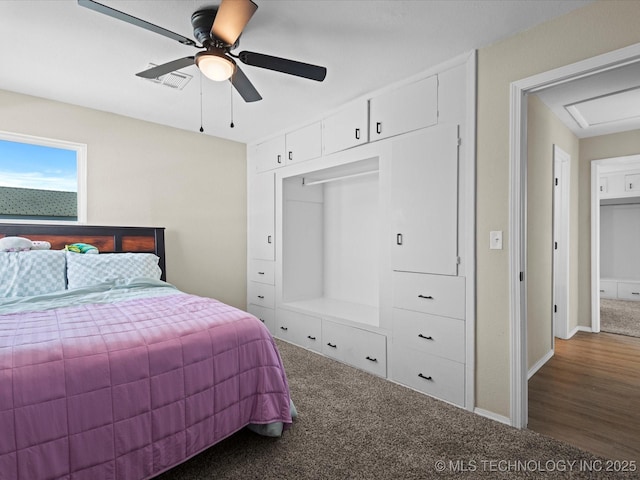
<box><xmin>247</xmin><ymin>52</ymin><xmax>476</xmax><ymax>409</ymax></box>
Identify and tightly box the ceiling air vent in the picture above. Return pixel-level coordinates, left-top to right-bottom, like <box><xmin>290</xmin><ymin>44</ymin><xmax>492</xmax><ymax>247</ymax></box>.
<box><xmin>143</xmin><ymin>64</ymin><xmax>192</xmax><ymax>90</ymax></box>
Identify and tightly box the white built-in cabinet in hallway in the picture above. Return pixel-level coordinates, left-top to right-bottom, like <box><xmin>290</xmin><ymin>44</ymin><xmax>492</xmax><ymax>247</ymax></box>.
<box><xmin>247</xmin><ymin>52</ymin><xmax>476</xmax><ymax>410</ymax></box>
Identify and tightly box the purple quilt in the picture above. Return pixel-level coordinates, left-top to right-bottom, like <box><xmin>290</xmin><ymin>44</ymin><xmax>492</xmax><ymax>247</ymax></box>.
<box><xmin>0</xmin><ymin>292</ymin><xmax>292</xmax><ymax>480</ymax></box>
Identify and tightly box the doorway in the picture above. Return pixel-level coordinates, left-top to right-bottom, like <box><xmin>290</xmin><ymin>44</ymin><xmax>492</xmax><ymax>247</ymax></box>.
<box><xmin>509</xmin><ymin>42</ymin><xmax>640</xmax><ymax>429</ymax></box>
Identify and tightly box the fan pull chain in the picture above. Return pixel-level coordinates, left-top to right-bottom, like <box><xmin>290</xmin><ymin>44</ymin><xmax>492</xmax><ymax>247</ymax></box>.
<box><xmin>199</xmin><ymin>71</ymin><xmax>204</xmax><ymax>133</ymax></box>
<box><xmin>229</xmin><ymin>77</ymin><xmax>235</xmax><ymax>128</ymax></box>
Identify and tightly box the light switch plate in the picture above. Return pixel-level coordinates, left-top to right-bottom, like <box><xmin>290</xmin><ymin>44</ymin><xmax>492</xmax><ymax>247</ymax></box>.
<box><xmin>490</xmin><ymin>231</ymin><xmax>503</xmax><ymax>250</ymax></box>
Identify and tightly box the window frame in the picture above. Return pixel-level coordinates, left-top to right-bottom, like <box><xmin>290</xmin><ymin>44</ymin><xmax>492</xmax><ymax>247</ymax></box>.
<box><xmin>0</xmin><ymin>130</ymin><xmax>87</xmax><ymax>224</ymax></box>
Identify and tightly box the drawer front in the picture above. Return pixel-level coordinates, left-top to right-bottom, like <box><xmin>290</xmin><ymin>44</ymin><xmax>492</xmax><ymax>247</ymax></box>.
<box><xmin>393</xmin><ymin>272</ymin><xmax>465</xmax><ymax>319</ymax></box>
<box><xmin>392</xmin><ymin>348</ymin><xmax>465</xmax><ymax>406</ymax></box>
<box><xmin>249</xmin><ymin>260</ymin><xmax>275</xmax><ymax>284</ymax></box>
<box><xmin>247</xmin><ymin>304</ymin><xmax>275</xmax><ymax>335</ymax></box>
<box><xmin>248</xmin><ymin>282</ymin><xmax>275</xmax><ymax>309</ymax></box>
<box><xmin>599</xmin><ymin>280</ymin><xmax>617</xmax><ymax>299</ymax></box>
<box><xmin>322</xmin><ymin>321</ymin><xmax>387</xmax><ymax>377</ymax></box>
<box><xmin>392</xmin><ymin>309</ymin><xmax>464</xmax><ymax>363</ymax></box>
<box><xmin>617</xmin><ymin>282</ymin><xmax>640</xmax><ymax>301</ymax></box>
<box><xmin>276</xmin><ymin>309</ymin><xmax>322</xmax><ymax>352</ymax></box>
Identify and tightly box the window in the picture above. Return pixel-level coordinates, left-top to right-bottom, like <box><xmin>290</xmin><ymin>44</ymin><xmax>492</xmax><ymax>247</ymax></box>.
<box><xmin>0</xmin><ymin>131</ymin><xmax>86</xmax><ymax>223</ymax></box>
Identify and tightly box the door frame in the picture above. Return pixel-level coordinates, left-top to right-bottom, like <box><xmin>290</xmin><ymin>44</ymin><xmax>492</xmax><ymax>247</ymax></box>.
<box><xmin>509</xmin><ymin>42</ymin><xmax>640</xmax><ymax>429</ymax></box>
<box><xmin>553</xmin><ymin>145</ymin><xmax>571</xmax><ymax>340</ymax></box>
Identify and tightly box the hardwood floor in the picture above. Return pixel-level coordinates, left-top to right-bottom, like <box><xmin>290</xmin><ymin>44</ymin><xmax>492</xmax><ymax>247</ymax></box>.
<box><xmin>528</xmin><ymin>331</ymin><xmax>640</xmax><ymax>461</ymax></box>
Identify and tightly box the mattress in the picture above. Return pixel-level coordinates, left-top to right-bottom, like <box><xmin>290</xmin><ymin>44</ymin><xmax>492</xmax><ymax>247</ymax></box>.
<box><xmin>0</xmin><ymin>279</ymin><xmax>293</xmax><ymax>479</ymax></box>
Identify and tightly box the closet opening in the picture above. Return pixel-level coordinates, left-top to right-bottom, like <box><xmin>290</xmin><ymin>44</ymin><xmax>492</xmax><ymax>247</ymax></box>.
<box><xmin>281</xmin><ymin>157</ymin><xmax>381</xmax><ymax>327</ymax></box>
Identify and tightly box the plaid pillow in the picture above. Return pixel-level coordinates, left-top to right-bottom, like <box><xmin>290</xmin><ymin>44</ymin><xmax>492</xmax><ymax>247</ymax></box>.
<box><xmin>0</xmin><ymin>250</ymin><xmax>67</xmax><ymax>297</ymax></box>
<box><xmin>66</xmin><ymin>252</ymin><xmax>161</xmax><ymax>289</ymax></box>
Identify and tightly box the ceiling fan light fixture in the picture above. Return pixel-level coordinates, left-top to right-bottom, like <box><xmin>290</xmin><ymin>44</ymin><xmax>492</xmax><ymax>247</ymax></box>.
<box><xmin>196</xmin><ymin>50</ymin><xmax>236</xmax><ymax>81</ymax></box>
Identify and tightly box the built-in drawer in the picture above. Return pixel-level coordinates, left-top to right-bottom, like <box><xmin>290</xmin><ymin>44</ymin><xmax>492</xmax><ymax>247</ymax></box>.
<box><xmin>322</xmin><ymin>321</ymin><xmax>387</xmax><ymax>377</ymax></box>
<box><xmin>249</xmin><ymin>259</ymin><xmax>275</xmax><ymax>285</ymax></box>
<box><xmin>247</xmin><ymin>304</ymin><xmax>275</xmax><ymax>335</ymax></box>
<box><xmin>275</xmin><ymin>309</ymin><xmax>322</xmax><ymax>352</ymax></box>
<box><xmin>393</xmin><ymin>272</ymin><xmax>465</xmax><ymax>319</ymax></box>
<box><xmin>617</xmin><ymin>282</ymin><xmax>640</xmax><ymax>301</ymax></box>
<box><xmin>248</xmin><ymin>282</ymin><xmax>275</xmax><ymax>309</ymax></box>
<box><xmin>392</xmin><ymin>347</ymin><xmax>464</xmax><ymax>406</ymax></box>
<box><xmin>599</xmin><ymin>280</ymin><xmax>617</xmax><ymax>299</ymax></box>
<box><xmin>392</xmin><ymin>308</ymin><xmax>464</xmax><ymax>363</ymax></box>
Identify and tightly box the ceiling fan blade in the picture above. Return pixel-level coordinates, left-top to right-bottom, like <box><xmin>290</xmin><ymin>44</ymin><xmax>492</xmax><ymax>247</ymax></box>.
<box><xmin>211</xmin><ymin>0</ymin><xmax>258</xmax><ymax>46</ymax></box>
<box><xmin>77</xmin><ymin>0</ymin><xmax>196</xmax><ymax>46</ymax></box>
<box><xmin>238</xmin><ymin>51</ymin><xmax>327</xmax><ymax>82</ymax></box>
<box><xmin>230</xmin><ymin>65</ymin><xmax>262</xmax><ymax>102</ymax></box>
<box><xmin>136</xmin><ymin>57</ymin><xmax>195</xmax><ymax>79</ymax></box>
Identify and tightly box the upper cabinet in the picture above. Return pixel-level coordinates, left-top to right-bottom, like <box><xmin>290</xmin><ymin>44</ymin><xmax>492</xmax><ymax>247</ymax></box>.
<box><xmin>322</xmin><ymin>100</ymin><xmax>369</xmax><ymax>156</ymax></box>
<box><xmin>369</xmin><ymin>75</ymin><xmax>438</xmax><ymax>142</ymax></box>
<box><xmin>255</xmin><ymin>136</ymin><xmax>285</xmax><ymax>173</ymax></box>
<box><xmin>286</xmin><ymin>122</ymin><xmax>322</xmax><ymax>164</ymax></box>
<box><xmin>390</xmin><ymin>124</ymin><xmax>459</xmax><ymax>276</ymax></box>
<box><xmin>600</xmin><ymin>168</ymin><xmax>640</xmax><ymax>199</ymax></box>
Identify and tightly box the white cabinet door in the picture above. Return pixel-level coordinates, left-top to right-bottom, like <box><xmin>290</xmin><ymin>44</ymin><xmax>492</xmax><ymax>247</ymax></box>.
<box><xmin>285</xmin><ymin>122</ymin><xmax>322</xmax><ymax>164</ymax></box>
<box><xmin>390</xmin><ymin>125</ymin><xmax>459</xmax><ymax>275</ymax></box>
<box><xmin>254</xmin><ymin>136</ymin><xmax>285</xmax><ymax>173</ymax></box>
<box><xmin>322</xmin><ymin>100</ymin><xmax>368</xmax><ymax>155</ymax></box>
<box><xmin>625</xmin><ymin>173</ymin><xmax>640</xmax><ymax>193</ymax></box>
<box><xmin>369</xmin><ymin>75</ymin><xmax>438</xmax><ymax>142</ymax></box>
<box><xmin>249</xmin><ymin>172</ymin><xmax>275</xmax><ymax>261</ymax></box>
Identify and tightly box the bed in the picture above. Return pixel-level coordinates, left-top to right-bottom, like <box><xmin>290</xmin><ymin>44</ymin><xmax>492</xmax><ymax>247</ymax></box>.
<box><xmin>0</xmin><ymin>224</ymin><xmax>295</xmax><ymax>480</ymax></box>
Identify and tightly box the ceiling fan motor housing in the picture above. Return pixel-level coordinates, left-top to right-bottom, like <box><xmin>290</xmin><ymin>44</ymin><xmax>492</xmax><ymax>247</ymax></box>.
<box><xmin>191</xmin><ymin>9</ymin><xmax>236</xmax><ymax>49</ymax></box>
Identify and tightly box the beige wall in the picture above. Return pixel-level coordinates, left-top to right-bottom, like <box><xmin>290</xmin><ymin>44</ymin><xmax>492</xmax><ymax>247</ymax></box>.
<box><xmin>0</xmin><ymin>89</ymin><xmax>248</xmax><ymax>309</ymax></box>
<box><xmin>477</xmin><ymin>0</ymin><xmax>640</xmax><ymax>417</ymax></box>
<box><xmin>525</xmin><ymin>95</ymin><xmax>579</xmax><ymax>370</ymax></box>
<box><xmin>578</xmin><ymin>130</ymin><xmax>640</xmax><ymax>324</ymax></box>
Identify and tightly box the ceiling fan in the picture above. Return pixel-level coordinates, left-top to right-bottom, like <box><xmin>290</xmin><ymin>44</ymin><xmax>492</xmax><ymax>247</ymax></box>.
<box><xmin>77</xmin><ymin>0</ymin><xmax>327</xmax><ymax>102</ymax></box>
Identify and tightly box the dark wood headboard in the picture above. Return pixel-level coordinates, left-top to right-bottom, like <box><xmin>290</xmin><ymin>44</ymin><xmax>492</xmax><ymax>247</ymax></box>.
<box><xmin>0</xmin><ymin>224</ymin><xmax>166</xmax><ymax>281</ymax></box>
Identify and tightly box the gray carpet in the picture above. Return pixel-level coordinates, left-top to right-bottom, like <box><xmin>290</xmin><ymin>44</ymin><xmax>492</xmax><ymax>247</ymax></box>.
<box><xmin>155</xmin><ymin>339</ymin><xmax>633</xmax><ymax>480</ymax></box>
<box><xmin>601</xmin><ymin>298</ymin><xmax>640</xmax><ymax>338</ymax></box>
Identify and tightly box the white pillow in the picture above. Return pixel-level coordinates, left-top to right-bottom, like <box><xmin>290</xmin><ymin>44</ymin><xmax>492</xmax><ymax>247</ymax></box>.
<box><xmin>0</xmin><ymin>236</ymin><xmax>33</xmax><ymax>252</ymax></box>
<box><xmin>66</xmin><ymin>252</ymin><xmax>162</xmax><ymax>289</ymax></box>
<box><xmin>0</xmin><ymin>250</ymin><xmax>67</xmax><ymax>297</ymax></box>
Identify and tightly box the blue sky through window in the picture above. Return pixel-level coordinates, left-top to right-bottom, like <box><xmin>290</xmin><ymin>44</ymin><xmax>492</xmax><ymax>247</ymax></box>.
<box><xmin>0</xmin><ymin>139</ymin><xmax>77</xmax><ymax>192</ymax></box>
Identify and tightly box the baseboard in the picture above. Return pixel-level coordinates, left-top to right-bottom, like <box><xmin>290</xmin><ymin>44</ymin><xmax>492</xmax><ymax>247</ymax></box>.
<box><xmin>568</xmin><ymin>325</ymin><xmax>592</xmax><ymax>338</ymax></box>
<box><xmin>474</xmin><ymin>407</ymin><xmax>511</xmax><ymax>426</ymax></box>
<box><xmin>527</xmin><ymin>349</ymin><xmax>554</xmax><ymax>379</ymax></box>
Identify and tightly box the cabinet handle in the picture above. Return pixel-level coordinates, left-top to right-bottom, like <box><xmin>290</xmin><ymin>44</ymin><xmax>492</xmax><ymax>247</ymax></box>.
<box><xmin>267</xmin><ymin>235</ymin><xmax>272</xmax><ymax>244</ymax></box>
<box><xmin>630</xmin><ymin>183</ymin><xmax>633</xmax><ymax>190</ymax></box>
<box><xmin>600</xmin><ymin>289</ymin><xmax>605</xmax><ymax>293</ymax></box>
<box><xmin>257</xmin><ymin>295</ymin><xmax>265</xmax><ymax>299</ymax></box>
<box><xmin>257</xmin><ymin>271</ymin><xmax>265</xmax><ymax>275</ymax></box>
<box><xmin>355</xmin><ymin>128</ymin><xmax>360</xmax><ymax>140</ymax></box>
<box><xmin>418</xmin><ymin>294</ymin><xmax>434</xmax><ymax>300</ymax></box>
<box><xmin>258</xmin><ymin>318</ymin><xmax>265</xmax><ymax>323</ymax></box>
<box><xmin>288</xmin><ymin>151</ymin><xmax>293</xmax><ymax>161</ymax></box>
<box><xmin>418</xmin><ymin>373</ymin><xmax>433</xmax><ymax>381</ymax></box>
<box><xmin>418</xmin><ymin>334</ymin><xmax>433</xmax><ymax>340</ymax></box>
<box><xmin>365</xmin><ymin>356</ymin><xmax>377</xmax><ymax>362</ymax></box>
<box><xmin>277</xmin><ymin>154</ymin><xmax>282</xmax><ymax>164</ymax></box>
<box><xmin>307</xmin><ymin>335</ymin><xmax>316</xmax><ymax>340</ymax></box>
<box><xmin>633</xmin><ymin>292</ymin><xmax>640</xmax><ymax>295</ymax></box>
<box><xmin>280</xmin><ymin>326</ymin><xmax>288</xmax><ymax>331</ymax></box>
<box><xmin>376</xmin><ymin>122</ymin><xmax>382</xmax><ymax>135</ymax></box>
<box><xmin>396</xmin><ymin>233</ymin><xmax>403</xmax><ymax>245</ymax></box>
<box><xmin>327</xmin><ymin>342</ymin><xmax>337</xmax><ymax>348</ymax></box>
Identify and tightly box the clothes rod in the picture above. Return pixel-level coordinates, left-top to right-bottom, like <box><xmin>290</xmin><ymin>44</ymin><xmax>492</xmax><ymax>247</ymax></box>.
<box><xmin>302</xmin><ymin>169</ymin><xmax>379</xmax><ymax>187</ymax></box>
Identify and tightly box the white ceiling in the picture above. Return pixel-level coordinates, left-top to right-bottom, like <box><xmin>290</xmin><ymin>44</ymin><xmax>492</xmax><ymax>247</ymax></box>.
<box><xmin>536</xmin><ymin>61</ymin><xmax>640</xmax><ymax>138</ymax></box>
<box><xmin>0</xmin><ymin>0</ymin><xmax>592</xmax><ymax>145</ymax></box>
